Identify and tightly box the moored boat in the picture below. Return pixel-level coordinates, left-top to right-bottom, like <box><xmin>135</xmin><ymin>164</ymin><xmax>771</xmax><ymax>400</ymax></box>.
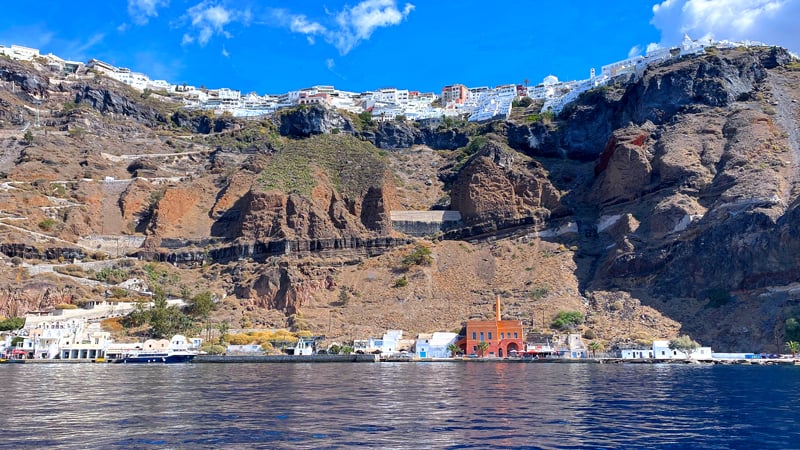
<box><xmin>114</xmin><ymin>335</ymin><xmax>198</xmax><ymax>364</ymax></box>
<box><xmin>119</xmin><ymin>350</ymin><xmax>196</xmax><ymax>364</ymax></box>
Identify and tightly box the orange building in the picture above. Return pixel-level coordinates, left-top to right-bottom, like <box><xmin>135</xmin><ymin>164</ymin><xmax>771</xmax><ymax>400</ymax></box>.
<box><xmin>441</xmin><ymin>84</ymin><xmax>467</xmax><ymax>105</ymax></box>
<box><xmin>464</xmin><ymin>297</ymin><xmax>524</xmax><ymax>358</ymax></box>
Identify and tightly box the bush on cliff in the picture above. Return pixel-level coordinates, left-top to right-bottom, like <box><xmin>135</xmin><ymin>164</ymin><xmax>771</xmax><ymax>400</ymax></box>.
<box><xmin>551</xmin><ymin>310</ymin><xmax>584</xmax><ymax>331</ymax></box>
<box><xmin>401</xmin><ymin>244</ymin><xmax>432</xmax><ymax>268</ymax></box>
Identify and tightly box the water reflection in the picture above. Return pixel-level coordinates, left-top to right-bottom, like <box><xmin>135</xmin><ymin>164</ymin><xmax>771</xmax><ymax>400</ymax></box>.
<box><xmin>2</xmin><ymin>363</ymin><xmax>800</xmax><ymax>448</ymax></box>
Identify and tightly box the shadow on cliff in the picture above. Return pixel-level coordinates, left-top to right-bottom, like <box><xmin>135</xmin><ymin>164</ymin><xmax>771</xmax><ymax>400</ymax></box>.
<box><xmin>210</xmin><ymin>194</ymin><xmax>248</xmax><ymax>239</ymax></box>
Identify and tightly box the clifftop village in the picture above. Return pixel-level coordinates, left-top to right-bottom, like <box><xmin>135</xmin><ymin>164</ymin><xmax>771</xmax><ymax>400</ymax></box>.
<box><xmin>1</xmin><ymin>36</ymin><xmax>788</xmax><ymax>364</ymax></box>
<box><xmin>0</xmin><ymin>35</ymin><xmax>764</xmax><ymax>123</ymax></box>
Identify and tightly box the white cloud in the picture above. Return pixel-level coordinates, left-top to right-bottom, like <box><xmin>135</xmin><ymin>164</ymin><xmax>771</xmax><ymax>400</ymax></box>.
<box><xmin>128</xmin><ymin>0</ymin><xmax>169</xmax><ymax>26</ymax></box>
<box><xmin>290</xmin><ymin>15</ymin><xmax>326</xmax><ymax>35</ymax></box>
<box><xmin>221</xmin><ymin>46</ymin><xmax>229</xmax><ymax>57</ymax></box>
<box><xmin>628</xmin><ymin>45</ymin><xmax>643</xmax><ymax>58</ymax></box>
<box><xmin>331</xmin><ymin>0</ymin><xmax>415</xmax><ymax>54</ymax></box>
<box><xmin>650</xmin><ymin>0</ymin><xmax>798</xmax><ymax>52</ymax></box>
<box><xmin>326</xmin><ymin>58</ymin><xmax>335</xmax><ymax>70</ymax></box>
<box><xmin>275</xmin><ymin>0</ymin><xmax>414</xmax><ymax>55</ymax></box>
<box><xmin>182</xmin><ymin>1</ymin><xmax>250</xmax><ymax>46</ymax></box>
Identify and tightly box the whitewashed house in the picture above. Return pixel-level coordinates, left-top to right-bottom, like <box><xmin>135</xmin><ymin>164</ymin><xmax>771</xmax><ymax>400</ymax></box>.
<box><xmin>415</xmin><ymin>332</ymin><xmax>458</xmax><ymax>359</ymax></box>
<box><xmin>621</xmin><ymin>339</ymin><xmax>712</xmax><ymax>360</ymax></box>
<box><xmin>652</xmin><ymin>340</ymin><xmax>712</xmax><ymax>360</ymax></box>
<box><xmin>620</xmin><ymin>348</ymin><xmax>654</xmax><ymax>359</ymax></box>
<box><xmin>0</xmin><ymin>44</ymin><xmax>40</xmax><ymax>61</ymax></box>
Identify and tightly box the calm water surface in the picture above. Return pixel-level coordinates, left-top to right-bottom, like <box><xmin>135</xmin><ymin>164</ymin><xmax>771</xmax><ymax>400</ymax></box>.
<box><xmin>1</xmin><ymin>362</ymin><xmax>799</xmax><ymax>449</ymax></box>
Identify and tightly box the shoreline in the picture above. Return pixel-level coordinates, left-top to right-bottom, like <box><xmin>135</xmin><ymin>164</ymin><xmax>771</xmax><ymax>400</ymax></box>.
<box><xmin>2</xmin><ymin>355</ymin><xmax>798</xmax><ymax>365</ymax></box>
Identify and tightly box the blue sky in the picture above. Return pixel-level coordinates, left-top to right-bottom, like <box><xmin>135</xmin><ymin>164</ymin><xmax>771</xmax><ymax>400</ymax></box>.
<box><xmin>0</xmin><ymin>1</ymin><xmax>797</xmax><ymax>95</ymax></box>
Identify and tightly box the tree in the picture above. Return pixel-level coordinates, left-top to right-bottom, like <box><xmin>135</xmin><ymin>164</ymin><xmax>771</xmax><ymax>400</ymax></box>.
<box><xmin>477</xmin><ymin>341</ymin><xmax>490</xmax><ymax>357</ymax></box>
<box><xmin>0</xmin><ymin>316</ymin><xmax>25</xmax><ymax>331</ymax></box>
<box><xmin>669</xmin><ymin>335</ymin><xmax>700</xmax><ymax>358</ymax></box>
<box><xmin>22</xmin><ymin>130</ymin><xmax>33</xmax><ymax>145</ymax></box>
<box><xmin>217</xmin><ymin>320</ymin><xmax>230</xmax><ymax>345</ymax></box>
<box><xmin>337</xmin><ymin>288</ymin><xmax>350</xmax><ymax>306</ymax></box>
<box><xmin>447</xmin><ymin>343</ymin><xmax>461</xmax><ymax>358</ymax></box>
<box><xmin>358</xmin><ymin>110</ymin><xmax>373</xmax><ymax>128</ymax></box>
<box><xmin>189</xmin><ymin>291</ymin><xmax>215</xmax><ymax>318</ymax></box>
<box><xmin>588</xmin><ymin>341</ymin><xmax>603</xmax><ymax>358</ymax></box>
<box><xmin>147</xmin><ymin>287</ymin><xmax>171</xmax><ymax>338</ymax></box>
<box><xmin>786</xmin><ymin>341</ymin><xmax>800</xmax><ymax>358</ymax></box>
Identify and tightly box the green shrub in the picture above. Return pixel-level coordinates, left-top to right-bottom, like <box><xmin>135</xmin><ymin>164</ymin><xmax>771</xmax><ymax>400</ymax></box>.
<box><xmin>551</xmin><ymin>310</ymin><xmax>584</xmax><ymax>330</ymax></box>
<box><xmin>0</xmin><ymin>316</ymin><xmax>25</xmax><ymax>331</ymax></box>
<box><xmin>527</xmin><ymin>287</ymin><xmax>549</xmax><ymax>300</ymax></box>
<box><xmin>394</xmin><ymin>276</ymin><xmax>409</xmax><ymax>288</ymax></box>
<box><xmin>93</xmin><ymin>267</ymin><xmax>128</xmax><ymax>284</ymax></box>
<box><xmin>38</xmin><ymin>218</ymin><xmax>57</xmax><ymax>231</ymax></box>
<box><xmin>512</xmin><ymin>97</ymin><xmax>533</xmax><ymax>108</ymax></box>
<box><xmin>401</xmin><ymin>244</ymin><xmax>432</xmax><ymax>267</ymax></box>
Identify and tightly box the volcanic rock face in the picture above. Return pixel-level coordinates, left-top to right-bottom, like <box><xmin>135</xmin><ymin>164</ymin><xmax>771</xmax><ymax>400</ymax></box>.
<box><xmin>278</xmin><ymin>105</ymin><xmax>356</xmax><ymax>137</ymax></box>
<box><xmin>74</xmin><ymin>85</ymin><xmax>168</xmax><ymax>125</ymax></box>
<box><xmin>170</xmin><ymin>110</ymin><xmax>236</xmax><ymax>134</ymax></box>
<box><xmin>449</xmin><ymin>139</ymin><xmax>560</xmax><ymax>226</ymax></box>
<box><xmin>2</xmin><ymin>46</ymin><xmax>800</xmax><ymax>351</ymax></box>
<box><xmin>590</xmin><ymin>126</ymin><xmax>653</xmax><ymax>206</ymax></box>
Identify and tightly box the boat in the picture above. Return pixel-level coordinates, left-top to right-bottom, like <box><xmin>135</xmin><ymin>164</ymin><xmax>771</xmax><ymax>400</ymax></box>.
<box><xmin>115</xmin><ymin>335</ymin><xmax>198</xmax><ymax>364</ymax></box>
<box><xmin>119</xmin><ymin>350</ymin><xmax>196</xmax><ymax>364</ymax></box>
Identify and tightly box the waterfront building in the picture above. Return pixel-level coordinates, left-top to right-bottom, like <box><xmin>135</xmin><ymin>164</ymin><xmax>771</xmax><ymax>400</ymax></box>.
<box><xmin>620</xmin><ymin>348</ymin><xmax>654</xmax><ymax>359</ymax></box>
<box><xmin>552</xmin><ymin>333</ymin><xmax>587</xmax><ymax>359</ymax></box>
<box><xmin>464</xmin><ymin>297</ymin><xmax>524</xmax><ymax>357</ymax></box>
<box><xmin>652</xmin><ymin>339</ymin><xmax>712</xmax><ymax>360</ymax></box>
<box><xmin>415</xmin><ymin>332</ymin><xmax>458</xmax><ymax>359</ymax></box>
<box><xmin>59</xmin><ymin>323</ymin><xmax>111</xmax><ymax>360</ymax></box>
<box><xmin>620</xmin><ymin>339</ymin><xmax>713</xmax><ymax>360</ymax></box>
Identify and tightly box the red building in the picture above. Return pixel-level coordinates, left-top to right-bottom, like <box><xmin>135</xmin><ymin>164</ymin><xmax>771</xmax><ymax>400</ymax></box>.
<box><xmin>464</xmin><ymin>297</ymin><xmax>524</xmax><ymax>358</ymax></box>
<box><xmin>441</xmin><ymin>84</ymin><xmax>467</xmax><ymax>105</ymax></box>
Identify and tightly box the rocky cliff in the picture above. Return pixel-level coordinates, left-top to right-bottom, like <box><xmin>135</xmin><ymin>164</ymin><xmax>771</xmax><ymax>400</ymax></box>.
<box><xmin>1</xmin><ymin>46</ymin><xmax>800</xmax><ymax>351</ymax></box>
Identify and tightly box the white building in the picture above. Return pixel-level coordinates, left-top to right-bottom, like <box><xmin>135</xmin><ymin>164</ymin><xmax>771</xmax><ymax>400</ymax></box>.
<box><xmin>415</xmin><ymin>332</ymin><xmax>458</xmax><ymax>359</ymax></box>
<box><xmin>621</xmin><ymin>339</ymin><xmax>713</xmax><ymax>361</ymax></box>
<box><xmin>0</xmin><ymin>44</ymin><xmax>40</xmax><ymax>61</ymax></box>
<box><xmin>620</xmin><ymin>348</ymin><xmax>654</xmax><ymax>359</ymax></box>
<box><xmin>652</xmin><ymin>339</ymin><xmax>712</xmax><ymax>360</ymax></box>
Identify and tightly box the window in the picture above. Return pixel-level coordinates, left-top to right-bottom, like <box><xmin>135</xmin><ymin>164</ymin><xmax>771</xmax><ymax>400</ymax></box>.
<box><xmin>514</xmin><ymin>332</ymin><xmax>518</xmax><ymax>339</ymax></box>
<box><xmin>501</xmin><ymin>332</ymin><xmax>505</xmax><ymax>340</ymax></box>
<box><xmin>480</xmin><ymin>332</ymin><xmax>484</xmax><ymax>342</ymax></box>
<box><xmin>472</xmin><ymin>332</ymin><xmax>476</xmax><ymax>340</ymax></box>
<box><xmin>488</xmin><ymin>332</ymin><xmax>493</xmax><ymax>340</ymax></box>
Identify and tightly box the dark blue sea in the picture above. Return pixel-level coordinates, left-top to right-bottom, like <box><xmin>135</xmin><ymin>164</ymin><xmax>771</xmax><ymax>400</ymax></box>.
<box><xmin>2</xmin><ymin>362</ymin><xmax>799</xmax><ymax>449</ymax></box>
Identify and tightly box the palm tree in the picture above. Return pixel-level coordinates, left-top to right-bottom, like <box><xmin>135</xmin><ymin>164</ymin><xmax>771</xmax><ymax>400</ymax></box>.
<box><xmin>477</xmin><ymin>341</ymin><xmax>490</xmax><ymax>358</ymax></box>
<box><xmin>786</xmin><ymin>341</ymin><xmax>800</xmax><ymax>358</ymax></box>
<box><xmin>447</xmin><ymin>343</ymin><xmax>461</xmax><ymax>358</ymax></box>
<box><xmin>588</xmin><ymin>341</ymin><xmax>603</xmax><ymax>358</ymax></box>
